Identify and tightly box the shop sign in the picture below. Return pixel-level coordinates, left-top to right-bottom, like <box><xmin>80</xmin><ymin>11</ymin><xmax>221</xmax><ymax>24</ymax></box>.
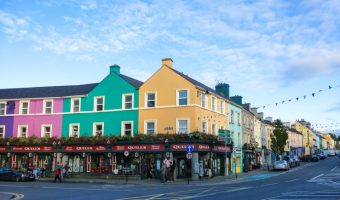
<box><xmin>12</xmin><ymin>146</ymin><xmax>53</xmax><ymax>152</ymax></box>
<box><xmin>0</xmin><ymin>146</ymin><xmax>6</xmax><ymax>152</ymax></box>
<box><xmin>197</xmin><ymin>144</ymin><xmax>210</xmax><ymax>151</ymax></box>
<box><xmin>62</xmin><ymin>146</ymin><xmax>107</xmax><ymax>152</ymax></box>
<box><xmin>112</xmin><ymin>144</ymin><xmax>165</xmax><ymax>152</ymax></box>
<box><xmin>124</xmin><ymin>151</ymin><xmax>129</xmax><ymax>157</ymax></box>
<box><xmin>213</xmin><ymin>145</ymin><xmax>231</xmax><ymax>152</ymax></box>
<box><xmin>171</xmin><ymin>144</ymin><xmax>196</xmax><ymax>151</ymax></box>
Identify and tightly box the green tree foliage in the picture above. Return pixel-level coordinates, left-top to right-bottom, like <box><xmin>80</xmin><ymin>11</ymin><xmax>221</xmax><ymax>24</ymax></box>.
<box><xmin>271</xmin><ymin>119</ymin><xmax>289</xmax><ymax>160</ymax></box>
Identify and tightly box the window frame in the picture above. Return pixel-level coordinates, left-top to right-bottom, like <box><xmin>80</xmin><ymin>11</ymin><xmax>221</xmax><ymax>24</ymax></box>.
<box><xmin>144</xmin><ymin>120</ymin><xmax>157</xmax><ymax>135</ymax></box>
<box><xmin>0</xmin><ymin>125</ymin><xmax>5</xmax><ymax>138</ymax></box>
<box><xmin>176</xmin><ymin>118</ymin><xmax>190</xmax><ymax>134</ymax></box>
<box><xmin>20</xmin><ymin>101</ymin><xmax>29</xmax><ymax>115</ymax></box>
<box><xmin>0</xmin><ymin>101</ymin><xmax>6</xmax><ymax>115</ymax></box>
<box><xmin>121</xmin><ymin>121</ymin><xmax>134</xmax><ymax>137</ymax></box>
<box><xmin>94</xmin><ymin>96</ymin><xmax>105</xmax><ymax>111</ymax></box>
<box><xmin>145</xmin><ymin>92</ymin><xmax>157</xmax><ymax>108</ymax></box>
<box><xmin>202</xmin><ymin>121</ymin><xmax>208</xmax><ymax>133</ymax></box>
<box><xmin>41</xmin><ymin>124</ymin><xmax>52</xmax><ymax>138</ymax></box>
<box><xmin>93</xmin><ymin>122</ymin><xmax>104</xmax><ymax>136</ymax></box>
<box><xmin>201</xmin><ymin>93</ymin><xmax>206</xmax><ymax>108</ymax></box>
<box><xmin>43</xmin><ymin>99</ymin><xmax>53</xmax><ymax>114</ymax></box>
<box><xmin>122</xmin><ymin>93</ymin><xmax>134</xmax><ymax>110</ymax></box>
<box><xmin>176</xmin><ymin>89</ymin><xmax>189</xmax><ymax>106</ymax></box>
<box><xmin>212</xmin><ymin>123</ymin><xmax>217</xmax><ymax>135</ymax></box>
<box><xmin>71</xmin><ymin>98</ymin><xmax>81</xmax><ymax>113</ymax></box>
<box><xmin>212</xmin><ymin>96</ymin><xmax>216</xmax><ymax>111</ymax></box>
<box><xmin>18</xmin><ymin>125</ymin><xmax>28</xmax><ymax>138</ymax></box>
<box><xmin>69</xmin><ymin>123</ymin><xmax>80</xmax><ymax>137</ymax></box>
<box><xmin>220</xmin><ymin>100</ymin><xmax>224</xmax><ymax>114</ymax></box>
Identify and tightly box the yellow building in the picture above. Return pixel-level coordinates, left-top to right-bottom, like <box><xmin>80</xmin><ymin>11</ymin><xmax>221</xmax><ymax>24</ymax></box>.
<box><xmin>292</xmin><ymin>120</ymin><xmax>313</xmax><ymax>155</ymax></box>
<box><xmin>138</xmin><ymin>58</ymin><xmax>229</xmax><ymax>135</ymax></box>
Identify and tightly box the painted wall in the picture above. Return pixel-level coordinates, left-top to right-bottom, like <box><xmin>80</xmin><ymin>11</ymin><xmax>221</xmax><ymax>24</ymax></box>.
<box><xmin>0</xmin><ymin>100</ymin><xmax>15</xmax><ymax>137</ymax></box>
<box><xmin>227</xmin><ymin>102</ymin><xmax>242</xmax><ymax>173</ymax></box>
<box><xmin>62</xmin><ymin>68</ymin><xmax>139</xmax><ymax>137</ymax></box>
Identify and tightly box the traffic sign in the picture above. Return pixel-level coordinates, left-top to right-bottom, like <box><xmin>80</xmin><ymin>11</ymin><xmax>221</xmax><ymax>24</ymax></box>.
<box><xmin>186</xmin><ymin>145</ymin><xmax>193</xmax><ymax>153</ymax></box>
<box><xmin>186</xmin><ymin>153</ymin><xmax>193</xmax><ymax>159</ymax></box>
<box><xmin>124</xmin><ymin>151</ymin><xmax>129</xmax><ymax>157</ymax></box>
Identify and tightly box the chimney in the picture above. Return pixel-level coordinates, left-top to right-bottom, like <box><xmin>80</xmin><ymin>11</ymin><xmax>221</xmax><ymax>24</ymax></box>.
<box><xmin>265</xmin><ymin>117</ymin><xmax>273</xmax><ymax>122</ymax></box>
<box><xmin>230</xmin><ymin>95</ymin><xmax>242</xmax><ymax>105</ymax></box>
<box><xmin>110</xmin><ymin>64</ymin><xmax>120</xmax><ymax>74</ymax></box>
<box><xmin>242</xmin><ymin>103</ymin><xmax>251</xmax><ymax>111</ymax></box>
<box><xmin>250</xmin><ymin>107</ymin><xmax>258</xmax><ymax>115</ymax></box>
<box><xmin>257</xmin><ymin>112</ymin><xmax>264</xmax><ymax>120</ymax></box>
<box><xmin>162</xmin><ymin>58</ymin><xmax>173</xmax><ymax>68</ymax></box>
<box><xmin>215</xmin><ymin>83</ymin><xmax>230</xmax><ymax>98</ymax></box>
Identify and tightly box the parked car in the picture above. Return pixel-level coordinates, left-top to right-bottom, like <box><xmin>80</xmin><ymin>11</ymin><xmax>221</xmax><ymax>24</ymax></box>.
<box><xmin>316</xmin><ymin>153</ymin><xmax>326</xmax><ymax>160</ymax></box>
<box><xmin>302</xmin><ymin>155</ymin><xmax>319</xmax><ymax>162</ymax></box>
<box><xmin>293</xmin><ymin>157</ymin><xmax>300</xmax><ymax>166</ymax></box>
<box><xmin>0</xmin><ymin>168</ymin><xmax>35</xmax><ymax>182</ymax></box>
<box><xmin>273</xmin><ymin>160</ymin><xmax>290</xmax><ymax>171</ymax></box>
<box><xmin>282</xmin><ymin>156</ymin><xmax>295</xmax><ymax>167</ymax></box>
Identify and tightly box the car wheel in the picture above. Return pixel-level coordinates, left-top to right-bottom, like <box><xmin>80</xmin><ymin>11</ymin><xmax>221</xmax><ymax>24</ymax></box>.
<box><xmin>15</xmin><ymin>176</ymin><xmax>21</xmax><ymax>182</ymax></box>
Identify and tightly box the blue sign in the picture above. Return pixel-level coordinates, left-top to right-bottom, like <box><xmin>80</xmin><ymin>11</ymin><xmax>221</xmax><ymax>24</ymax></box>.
<box><xmin>186</xmin><ymin>145</ymin><xmax>193</xmax><ymax>153</ymax></box>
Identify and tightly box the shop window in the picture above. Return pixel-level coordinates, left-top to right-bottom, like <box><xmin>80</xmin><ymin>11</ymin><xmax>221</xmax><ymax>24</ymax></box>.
<box><xmin>212</xmin><ymin>96</ymin><xmax>216</xmax><ymax>111</ymax></box>
<box><xmin>202</xmin><ymin>121</ymin><xmax>207</xmax><ymax>133</ymax></box>
<box><xmin>93</xmin><ymin>123</ymin><xmax>104</xmax><ymax>136</ymax></box>
<box><xmin>41</xmin><ymin>125</ymin><xmax>52</xmax><ymax>137</ymax></box>
<box><xmin>18</xmin><ymin>125</ymin><xmax>28</xmax><ymax>137</ymax></box>
<box><xmin>177</xmin><ymin>90</ymin><xmax>188</xmax><ymax>106</ymax></box>
<box><xmin>71</xmin><ymin>98</ymin><xmax>80</xmax><ymax>112</ymax></box>
<box><xmin>146</xmin><ymin>92</ymin><xmax>156</xmax><ymax>108</ymax></box>
<box><xmin>94</xmin><ymin>97</ymin><xmax>104</xmax><ymax>111</ymax></box>
<box><xmin>122</xmin><ymin>122</ymin><xmax>133</xmax><ymax>136</ymax></box>
<box><xmin>0</xmin><ymin>102</ymin><xmax>6</xmax><ymax>115</ymax></box>
<box><xmin>91</xmin><ymin>154</ymin><xmax>111</xmax><ymax>173</ymax></box>
<box><xmin>145</xmin><ymin>121</ymin><xmax>156</xmax><ymax>134</ymax></box>
<box><xmin>177</xmin><ymin>119</ymin><xmax>189</xmax><ymax>134</ymax></box>
<box><xmin>69</xmin><ymin>124</ymin><xmax>80</xmax><ymax>137</ymax></box>
<box><xmin>0</xmin><ymin>126</ymin><xmax>5</xmax><ymax>138</ymax></box>
<box><xmin>123</xmin><ymin>94</ymin><xmax>133</xmax><ymax>109</ymax></box>
<box><xmin>20</xmin><ymin>101</ymin><xmax>29</xmax><ymax>114</ymax></box>
<box><xmin>44</xmin><ymin>100</ymin><xmax>53</xmax><ymax>114</ymax></box>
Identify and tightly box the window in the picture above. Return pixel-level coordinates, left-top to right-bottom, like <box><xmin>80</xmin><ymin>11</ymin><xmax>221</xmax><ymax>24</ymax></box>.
<box><xmin>237</xmin><ymin>112</ymin><xmax>240</xmax><ymax>125</ymax></box>
<box><xmin>71</xmin><ymin>98</ymin><xmax>81</xmax><ymax>112</ymax></box>
<box><xmin>212</xmin><ymin>97</ymin><xmax>216</xmax><ymax>111</ymax></box>
<box><xmin>146</xmin><ymin>92</ymin><xmax>156</xmax><ymax>108</ymax></box>
<box><xmin>177</xmin><ymin>90</ymin><xmax>188</xmax><ymax>106</ymax></box>
<box><xmin>122</xmin><ymin>121</ymin><xmax>133</xmax><ymax>137</ymax></box>
<box><xmin>94</xmin><ymin>97</ymin><xmax>104</xmax><ymax>111</ymax></box>
<box><xmin>237</xmin><ymin>132</ymin><xmax>241</xmax><ymax>146</ymax></box>
<box><xmin>145</xmin><ymin>120</ymin><xmax>156</xmax><ymax>135</ymax></box>
<box><xmin>18</xmin><ymin>125</ymin><xmax>28</xmax><ymax>138</ymax></box>
<box><xmin>202</xmin><ymin>121</ymin><xmax>207</xmax><ymax>133</ymax></box>
<box><xmin>20</xmin><ymin>101</ymin><xmax>29</xmax><ymax>114</ymax></box>
<box><xmin>93</xmin><ymin>123</ymin><xmax>104</xmax><ymax>136</ymax></box>
<box><xmin>177</xmin><ymin>119</ymin><xmax>189</xmax><ymax>134</ymax></box>
<box><xmin>44</xmin><ymin>100</ymin><xmax>53</xmax><ymax>114</ymax></box>
<box><xmin>123</xmin><ymin>94</ymin><xmax>133</xmax><ymax>109</ymax></box>
<box><xmin>201</xmin><ymin>93</ymin><xmax>206</xmax><ymax>108</ymax></box>
<box><xmin>230</xmin><ymin>110</ymin><xmax>234</xmax><ymax>124</ymax></box>
<box><xmin>212</xmin><ymin>124</ymin><xmax>217</xmax><ymax>135</ymax></box>
<box><xmin>220</xmin><ymin>100</ymin><xmax>224</xmax><ymax>114</ymax></box>
<box><xmin>0</xmin><ymin>102</ymin><xmax>6</xmax><ymax>115</ymax></box>
<box><xmin>69</xmin><ymin>124</ymin><xmax>80</xmax><ymax>137</ymax></box>
<box><xmin>41</xmin><ymin>125</ymin><xmax>52</xmax><ymax>137</ymax></box>
<box><xmin>0</xmin><ymin>126</ymin><xmax>5</xmax><ymax>138</ymax></box>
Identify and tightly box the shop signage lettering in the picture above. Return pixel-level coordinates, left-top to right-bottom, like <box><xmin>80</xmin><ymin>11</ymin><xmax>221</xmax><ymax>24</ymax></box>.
<box><xmin>0</xmin><ymin>146</ymin><xmax>6</xmax><ymax>152</ymax></box>
<box><xmin>12</xmin><ymin>146</ymin><xmax>53</xmax><ymax>152</ymax></box>
<box><xmin>197</xmin><ymin>144</ymin><xmax>210</xmax><ymax>151</ymax></box>
<box><xmin>112</xmin><ymin>145</ymin><xmax>165</xmax><ymax>151</ymax></box>
<box><xmin>170</xmin><ymin>144</ymin><xmax>196</xmax><ymax>151</ymax></box>
<box><xmin>164</xmin><ymin>127</ymin><xmax>173</xmax><ymax>131</ymax></box>
<box><xmin>62</xmin><ymin>146</ymin><xmax>107</xmax><ymax>152</ymax></box>
<box><xmin>213</xmin><ymin>146</ymin><xmax>231</xmax><ymax>152</ymax></box>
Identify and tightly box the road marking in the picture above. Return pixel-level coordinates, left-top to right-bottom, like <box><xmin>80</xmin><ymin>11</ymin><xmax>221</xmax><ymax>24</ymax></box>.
<box><xmin>0</xmin><ymin>192</ymin><xmax>24</xmax><ymax>200</ymax></box>
<box><xmin>331</xmin><ymin>166</ymin><xmax>337</xmax><ymax>171</ymax></box>
<box><xmin>42</xmin><ymin>186</ymin><xmax>131</xmax><ymax>192</ymax></box>
<box><xmin>285</xmin><ymin>178</ymin><xmax>299</xmax><ymax>183</ymax></box>
<box><xmin>0</xmin><ymin>184</ymin><xmax>31</xmax><ymax>188</ymax></box>
<box><xmin>308</xmin><ymin>173</ymin><xmax>324</xmax><ymax>182</ymax></box>
<box><xmin>258</xmin><ymin>183</ymin><xmax>278</xmax><ymax>187</ymax></box>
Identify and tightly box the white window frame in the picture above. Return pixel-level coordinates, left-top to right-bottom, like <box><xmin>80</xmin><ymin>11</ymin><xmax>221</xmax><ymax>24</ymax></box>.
<box><xmin>41</xmin><ymin>124</ymin><xmax>52</xmax><ymax>138</ymax></box>
<box><xmin>71</xmin><ymin>98</ymin><xmax>81</xmax><ymax>113</ymax></box>
<box><xmin>230</xmin><ymin>110</ymin><xmax>234</xmax><ymax>124</ymax></box>
<box><xmin>93</xmin><ymin>122</ymin><xmax>104</xmax><ymax>136</ymax></box>
<box><xmin>0</xmin><ymin>101</ymin><xmax>6</xmax><ymax>115</ymax></box>
<box><xmin>69</xmin><ymin>123</ymin><xmax>80</xmax><ymax>137</ymax></box>
<box><xmin>43</xmin><ymin>99</ymin><xmax>53</xmax><ymax>114</ymax></box>
<box><xmin>18</xmin><ymin>125</ymin><xmax>28</xmax><ymax>138</ymax></box>
<box><xmin>94</xmin><ymin>96</ymin><xmax>105</xmax><ymax>111</ymax></box>
<box><xmin>121</xmin><ymin>121</ymin><xmax>134</xmax><ymax>137</ymax></box>
<box><xmin>145</xmin><ymin>92</ymin><xmax>157</xmax><ymax>108</ymax></box>
<box><xmin>20</xmin><ymin>101</ymin><xmax>29</xmax><ymax>115</ymax></box>
<box><xmin>201</xmin><ymin>93</ymin><xmax>206</xmax><ymax>108</ymax></box>
<box><xmin>176</xmin><ymin>89</ymin><xmax>189</xmax><ymax>106</ymax></box>
<box><xmin>122</xmin><ymin>93</ymin><xmax>134</xmax><ymax>110</ymax></box>
<box><xmin>202</xmin><ymin>121</ymin><xmax>208</xmax><ymax>133</ymax></box>
<box><xmin>176</xmin><ymin>118</ymin><xmax>190</xmax><ymax>134</ymax></box>
<box><xmin>220</xmin><ymin>100</ymin><xmax>224</xmax><ymax>114</ymax></box>
<box><xmin>144</xmin><ymin>120</ymin><xmax>157</xmax><ymax>135</ymax></box>
<box><xmin>212</xmin><ymin>96</ymin><xmax>216</xmax><ymax>111</ymax></box>
<box><xmin>212</xmin><ymin>123</ymin><xmax>217</xmax><ymax>135</ymax></box>
<box><xmin>0</xmin><ymin>125</ymin><xmax>5</xmax><ymax>138</ymax></box>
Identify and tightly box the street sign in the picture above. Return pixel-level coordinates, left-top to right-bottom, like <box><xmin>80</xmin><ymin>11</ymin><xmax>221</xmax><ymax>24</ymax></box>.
<box><xmin>186</xmin><ymin>145</ymin><xmax>193</xmax><ymax>153</ymax></box>
<box><xmin>186</xmin><ymin>153</ymin><xmax>193</xmax><ymax>159</ymax></box>
<box><xmin>218</xmin><ymin>129</ymin><xmax>231</xmax><ymax>144</ymax></box>
<box><xmin>124</xmin><ymin>151</ymin><xmax>129</xmax><ymax>157</ymax></box>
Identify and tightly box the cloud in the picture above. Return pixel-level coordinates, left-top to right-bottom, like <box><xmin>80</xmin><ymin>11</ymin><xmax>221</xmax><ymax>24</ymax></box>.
<box><xmin>0</xmin><ymin>10</ymin><xmax>29</xmax><ymax>39</ymax></box>
<box><xmin>80</xmin><ymin>0</ymin><xmax>97</xmax><ymax>10</ymax></box>
<box><xmin>326</xmin><ymin>103</ymin><xmax>340</xmax><ymax>112</ymax></box>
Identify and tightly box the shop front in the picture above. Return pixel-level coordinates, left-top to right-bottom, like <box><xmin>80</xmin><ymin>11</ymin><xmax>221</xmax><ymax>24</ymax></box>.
<box><xmin>0</xmin><ymin>146</ymin><xmax>9</xmax><ymax>168</ymax></box>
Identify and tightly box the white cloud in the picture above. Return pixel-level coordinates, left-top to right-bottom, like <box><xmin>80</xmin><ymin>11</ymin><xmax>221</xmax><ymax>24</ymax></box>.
<box><xmin>80</xmin><ymin>0</ymin><xmax>97</xmax><ymax>10</ymax></box>
<box><xmin>0</xmin><ymin>10</ymin><xmax>29</xmax><ymax>39</ymax></box>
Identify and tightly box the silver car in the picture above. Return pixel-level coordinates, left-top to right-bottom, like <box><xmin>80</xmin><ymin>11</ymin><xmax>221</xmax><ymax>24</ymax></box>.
<box><xmin>273</xmin><ymin>160</ymin><xmax>290</xmax><ymax>171</ymax></box>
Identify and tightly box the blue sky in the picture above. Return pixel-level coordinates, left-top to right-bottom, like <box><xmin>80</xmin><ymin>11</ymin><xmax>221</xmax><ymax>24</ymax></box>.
<box><xmin>1</xmin><ymin>0</ymin><xmax>340</xmax><ymax>135</ymax></box>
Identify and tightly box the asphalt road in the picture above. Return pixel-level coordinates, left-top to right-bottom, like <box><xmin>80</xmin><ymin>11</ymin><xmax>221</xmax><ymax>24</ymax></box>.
<box><xmin>0</xmin><ymin>157</ymin><xmax>339</xmax><ymax>200</ymax></box>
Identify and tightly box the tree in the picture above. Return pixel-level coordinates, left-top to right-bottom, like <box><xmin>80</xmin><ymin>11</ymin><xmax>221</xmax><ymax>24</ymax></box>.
<box><xmin>271</xmin><ymin>119</ymin><xmax>288</xmax><ymax>160</ymax></box>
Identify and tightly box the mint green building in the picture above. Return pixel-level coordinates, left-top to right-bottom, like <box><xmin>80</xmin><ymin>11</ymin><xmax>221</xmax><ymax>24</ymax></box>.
<box><xmin>62</xmin><ymin>65</ymin><xmax>143</xmax><ymax>137</ymax></box>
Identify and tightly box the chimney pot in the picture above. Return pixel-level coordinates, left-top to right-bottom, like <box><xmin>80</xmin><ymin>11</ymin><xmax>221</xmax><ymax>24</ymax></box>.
<box><xmin>110</xmin><ymin>64</ymin><xmax>120</xmax><ymax>74</ymax></box>
<box><xmin>162</xmin><ymin>58</ymin><xmax>173</xmax><ymax>68</ymax></box>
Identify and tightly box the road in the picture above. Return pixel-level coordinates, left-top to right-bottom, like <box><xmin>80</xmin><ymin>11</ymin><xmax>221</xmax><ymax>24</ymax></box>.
<box><xmin>0</xmin><ymin>157</ymin><xmax>339</xmax><ymax>200</ymax></box>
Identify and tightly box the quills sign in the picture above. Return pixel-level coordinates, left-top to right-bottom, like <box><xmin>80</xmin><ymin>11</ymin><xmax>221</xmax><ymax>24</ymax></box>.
<box><xmin>213</xmin><ymin>146</ymin><xmax>231</xmax><ymax>152</ymax></box>
<box><xmin>112</xmin><ymin>145</ymin><xmax>165</xmax><ymax>152</ymax></box>
<box><xmin>12</xmin><ymin>146</ymin><xmax>53</xmax><ymax>152</ymax></box>
<box><xmin>62</xmin><ymin>146</ymin><xmax>107</xmax><ymax>152</ymax></box>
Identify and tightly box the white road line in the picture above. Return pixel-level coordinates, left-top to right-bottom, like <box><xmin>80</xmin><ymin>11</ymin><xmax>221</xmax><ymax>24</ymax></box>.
<box><xmin>285</xmin><ymin>178</ymin><xmax>299</xmax><ymax>183</ymax></box>
<box><xmin>0</xmin><ymin>184</ymin><xmax>31</xmax><ymax>188</ymax></box>
<box><xmin>42</xmin><ymin>186</ymin><xmax>131</xmax><ymax>192</ymax></box>
<box><xmin>0</xmin><ymin>192</ymin><xmax>24</xmax><ymax>200</ymax></box>
<box><xmin>308</xmin><ymin>173</ymin><xmax>324</xmax><ymax>182</ymax></box>
<box><xmin>259</xmin><ymin>183</ymin><xmax>279</xmax><ymax>187</ymax></box>
<box><xmin>331</xmin><ymin>166</ymin><xmax>337</xmax><ymax>171</ymax></box>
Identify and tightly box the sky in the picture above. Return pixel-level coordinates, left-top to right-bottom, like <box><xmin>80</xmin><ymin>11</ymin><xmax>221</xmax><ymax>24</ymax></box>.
<box><xmin>1</xmin><ymin>0</ymin><xmax>340</xmax><ymax>135</ymax></box>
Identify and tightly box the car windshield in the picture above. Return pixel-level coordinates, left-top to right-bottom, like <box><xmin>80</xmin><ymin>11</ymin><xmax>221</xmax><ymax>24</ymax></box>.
<box><xmin>275</xmin><ymin>160</ymin><xmax>285</xmax><ymax>164</ymax></box>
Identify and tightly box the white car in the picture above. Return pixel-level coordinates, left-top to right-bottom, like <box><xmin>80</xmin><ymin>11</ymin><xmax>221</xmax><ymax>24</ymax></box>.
<box><xmin>273</xmin><ymin>160</ymin><xmax>290</xmax><ymax>171</ymax></box>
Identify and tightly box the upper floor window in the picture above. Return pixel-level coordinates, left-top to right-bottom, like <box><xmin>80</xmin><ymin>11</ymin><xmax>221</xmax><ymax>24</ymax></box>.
<box><xmin>237</xmin><ymin>112</ymin><xmax>240</xmax><ymax>125</ymax></box>
<box><xmin>0</xmin><ymin>102</ymin><xmax>6</xmax><ymax>115</ymax></box>
<box><xmin>212</xmin><ymin>124</ymin><xmax>217</xmax><ymax>135</ymax></box>
<box><xmin>177</xmin><ymin>119</ymin><xmax>189</xmax><ymax>134</ymax></box>
<box><xmin>220</xmin><ymin>100</ymin><xmax>224</xmax><ymax>114</ymax></box>
<box><xmin>69</xmin><ymin>124</ymin><xmax>80</xmax><ymax>137</ymax></box>
<box><xmin>41</xmin><ymin>125</ymin><xmax>52</xmax><ymax>137</ymax></box>
<box><xmin>202</xmin><ymin>121</ymin><xmax>207</xmax><ymax>133</ymax></box>
<box><xmin>0</xmin><ymin>126</ymin><xmax>5</xmax><ymax>138</ymax></box>
<box><xmin>177</xmin><ymin>90</ymin><xmax>188</xmax><ymax>106</ymax></box>
<box><xmin>20</xmin><ymin>101</ymin><xmax>29</xmax><ymax>114</ymax></box>
<box><xmin>201</xmin><ymin>93</ymin><xmax>206</xmax><ymax>108</ymax></box>
<box><xmin>94</xmin><ymin>97</ymin><xmax>104</xmax><ymax>111</ymax></box>
<box><xmin>123</xmin><ymin>94</ymin><xmax>133</xmax><ymax>109</ymax></box>
<box><xmin>18</xmin><ymin>125</ymin><xmax>28</xmax><ymax>138</ymax></box>
<box><xmin>230</xmin><ymin>110</ymin><xmax>234</xmax><ymax>124</ymax></box>
<box><xmin>93</xmin><ymin>122</ymin><xmax>104</xmax><ymax>136</ymax></box>
<box><xmin>122</xmin><ymin>121</ymin><xmax>133</xmax><ymax>137</ymax></box>
<box><xmin>212</xmin><ymin>97</ymin><xmax>216</xmax><ymax>111</ymax></box>
<box><xmin>44</xmin><ymin>100</ymin><xmax>53</xmax><ymax>114</ymax></box>
<box><xmin>71</xmin><ymin>98</ymin><xmax>80</xmax><ymax>113</ymax></box>
<box><xmin>145</xmin><ymin>120</ymin><xmax>156</xmax><ymax>135</ymax></box>
<box><xmin>146</xmin><ymin>92</ymin><xmax>156</xmax><ymax>108</ymax></box>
